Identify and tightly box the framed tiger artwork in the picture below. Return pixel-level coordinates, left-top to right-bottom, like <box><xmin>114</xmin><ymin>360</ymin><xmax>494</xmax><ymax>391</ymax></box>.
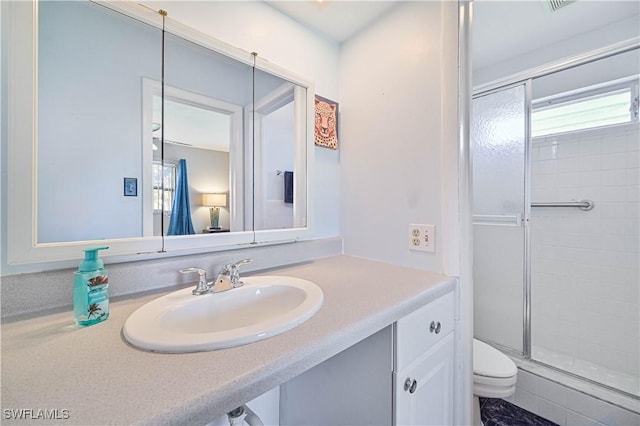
<box><xmin>314</xmin><ymin>95</ymin><xmax>339</xmax><ymax>150</ymax></box>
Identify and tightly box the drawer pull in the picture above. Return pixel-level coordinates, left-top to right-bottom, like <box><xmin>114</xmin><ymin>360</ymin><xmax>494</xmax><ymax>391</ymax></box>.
<box><xmin>404</xmin><ymin>377</ymin><xmax>412</xmax><ymax>392</ymax></box>
<box><xmin>429</xmin><ymin>321</ymin><xmax>442</xmax><ymax>334</ymax></box>
<box><xmin>404</xmin><ymin>378</ymin><xmax>418</xmax><ymax>393</ymax></box>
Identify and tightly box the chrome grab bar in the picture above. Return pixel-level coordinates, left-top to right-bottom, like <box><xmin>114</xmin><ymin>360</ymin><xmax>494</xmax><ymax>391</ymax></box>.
<box><xmin>531</xmin><ymin>199</ymin><xmax>594</xmax><ymax>211</ymax></box>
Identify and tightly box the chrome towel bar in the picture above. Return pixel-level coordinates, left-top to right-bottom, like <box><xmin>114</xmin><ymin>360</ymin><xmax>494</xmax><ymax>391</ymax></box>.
<box><xmin>531</xmin><ymin>199</ymin><xmax>594</xmax><ymax>211</ymax></box>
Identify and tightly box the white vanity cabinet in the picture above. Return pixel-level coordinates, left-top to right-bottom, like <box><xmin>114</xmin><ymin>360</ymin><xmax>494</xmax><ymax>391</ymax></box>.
<box><xmin>280</xmin><ymin>290</ymin><xmax>456</xmax><ymax>426</ymax></box>
<box><xmin>393</xmin><ymin>291</ymin><xmax>455</xmax><ymax>425</ymax></box>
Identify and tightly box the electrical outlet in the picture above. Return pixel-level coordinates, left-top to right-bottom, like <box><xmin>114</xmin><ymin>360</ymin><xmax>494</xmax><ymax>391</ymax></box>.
<box><xmin>408</xmin><ymin>224</ymin><xmax>435</xmax><ymax>253</ymax></box>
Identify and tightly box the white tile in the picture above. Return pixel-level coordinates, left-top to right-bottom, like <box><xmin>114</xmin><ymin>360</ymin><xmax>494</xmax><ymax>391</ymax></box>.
<box><xmin>580</xmin><ymin>155</ymin><xmax>602</xmax><ymax>171</ymax></box>
<box><xmin>514</xmin><ymin>388</ymin><xmax>539</xmax><ymax>415</ymax></box>
<box><xmin>602</xmin><ymin>170</ymin><xmax>627</xmax><ymax>186</ymax></box>
<box><xmin>538</xmin><ymin>378</ymin><xmax>570</xmax><ymax>407</ymax></box>
<box><xmin>601</xmin><ymin>153</ymin><xmax>627</xmax><ymax>170</ymax></box>
<box><xmin>534</xmin><ymin>159</ymin><xmax>559</xmax><ymax>175</ymax></box>
<box><xmin>600</xmin><ymin>218</ymin><xmax>639</xmax><ymax>236</ymax></box>
<box><xmin>557</xmin><ymin>187</ymin><xmax>601</xmax><ymax>202</ymax></box>
<box><xmin>540</xmin><ymin>144</ymin><xmax>559</xmax><ymax>160</ymax></box>
<box><xmin>517</xmin><ymin>370</ymin><xmax>540</xmax><ymax>394</ymax></box>
<box><xmin>599</xmin><ymin>186</ymin><xmax>627</xmax><ymax>202</ymax></box>
<box><xmin>540</xmin><ymin>398</ymin><xmax>568</xmax><ymax>426</ymax></box>
<box><xmin>558</xmin><ymin>141</ymin><xmax>581</xmax><ymax>158</ymax></box>
<box><xmin>599</xmin><ymin>202</ymin><xmax>628</xmax><ymax>219</ymax></box>
<box><xmin>628</xmin><ymin>168</ymin><xmax>640</xmax><ymax>186</ymax></box>
<box><xmin>535</xmin><ymin>173</ymin><xmax>559</xmax><ymax>188</ymax></box>
<box><xmin>602</xmin><ymin>137</ymin><xmax>627</xmax><ymax>154</ymax></box>
<box><xmin>588</xmin><ymin>398</ymin><xmax>640</xmax><ymax>426</ymax></box>
<box><xmin>559</xmin><ymin>157</ymin><xmax>582</xmax><ymax>173</ymax></box>
<box><xmin>580</xmin><ymin>140</ymin><xmax>603</xmax><ymax>157</ymax></box>
<box><xmin>564</xmin><ymin>388</ymin><xmax>596</xmax><ymax>419</ymax></box>
<box><xmin>566</xmin><ymin>410</ymin><xmax>604</xmax><ymax>426</ymax></box>
<box><xmin>533</xmin><ymin>188</ymin><xmax>560</xmax><ymax>202</ymax></box>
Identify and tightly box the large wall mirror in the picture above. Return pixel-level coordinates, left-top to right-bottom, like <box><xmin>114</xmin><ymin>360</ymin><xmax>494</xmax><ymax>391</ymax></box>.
<box><xmin>5</xmin><ymin>0</ymin><xmax>313</xmax><ymax>264</ymax></box>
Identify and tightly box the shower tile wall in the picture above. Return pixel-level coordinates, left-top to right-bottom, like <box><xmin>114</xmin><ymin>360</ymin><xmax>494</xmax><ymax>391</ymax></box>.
<box><xmin>530</xmin><ymin>123</ymin><xmax>640</xmax><ymax>396</ymax></box>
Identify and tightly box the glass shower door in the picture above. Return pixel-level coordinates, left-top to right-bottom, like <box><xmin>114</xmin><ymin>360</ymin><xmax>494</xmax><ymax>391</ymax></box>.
<box><xmin>472</xmin><ymin>84</ymin><xmax>529</xmax><ymax>354</ymax></box>
<box><xmin>529</xmin><ymin>50</ymin><xmax>640</xmax><ymax>396</ymax></box>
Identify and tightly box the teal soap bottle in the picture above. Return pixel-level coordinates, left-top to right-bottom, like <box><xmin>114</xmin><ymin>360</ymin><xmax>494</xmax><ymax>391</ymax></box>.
<box><xmin>73</xmin><ymin>247</ymin><xmax>109</xmax><ymax>326</ymax></box>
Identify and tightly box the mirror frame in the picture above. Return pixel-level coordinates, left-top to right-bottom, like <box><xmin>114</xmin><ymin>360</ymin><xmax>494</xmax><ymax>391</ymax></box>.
<box><xmin>5</xmin><ymin>0</ymin><xmax>314</xmax><ymax>265</ymax></box>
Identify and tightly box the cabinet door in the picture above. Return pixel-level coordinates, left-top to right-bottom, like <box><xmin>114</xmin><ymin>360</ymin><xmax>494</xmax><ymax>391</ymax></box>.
<box><xmin>394</xmin><ymin>333</ymin><xmax>454</xmax><ymax>426</ymax></box>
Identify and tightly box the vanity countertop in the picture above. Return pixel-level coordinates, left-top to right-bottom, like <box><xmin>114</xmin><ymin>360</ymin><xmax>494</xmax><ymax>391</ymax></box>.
<box><xmin>1</xmin><ymin>255</ymin><xmax>456</xmax><ymax>425</ymax></box>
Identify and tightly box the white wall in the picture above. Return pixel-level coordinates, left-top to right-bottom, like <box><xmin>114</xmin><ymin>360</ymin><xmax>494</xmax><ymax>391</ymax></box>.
<box><xmin>141</xmin><ymin>0</ymin><xmax>341</xmax><ymax>239</ymax></box>
<box><xmin>261</xmin><ymin>102</ymin><xmax>294</xmax><ymax>230</ymax></box>
<box><xmin>38</xmin><ymin>1</ymin><xmax>162</xmax><ymax>243</ymax></box>
<box><xmin>339</xmin><ymin>1</ymin><xmax>450</xmax><ymax>272</ymax></box>
<box><xmin>474</xmin><ymin>13</ymin><xmax>640</xmax><ymax>86</ymax></box>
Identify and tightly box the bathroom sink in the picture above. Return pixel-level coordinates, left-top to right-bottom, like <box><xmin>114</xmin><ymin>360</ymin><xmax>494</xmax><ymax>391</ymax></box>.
<box><xmin>123</xmin><ymin>276</ymin><xmax>323</xmax><ymax>353</ymax></box>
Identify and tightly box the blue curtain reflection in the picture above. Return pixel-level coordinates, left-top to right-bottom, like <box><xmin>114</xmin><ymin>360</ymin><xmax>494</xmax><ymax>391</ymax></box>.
<box><xmin>167</xmin><ymin>159</ymin><xmax>195</xmax><ymax>235</ymax></box>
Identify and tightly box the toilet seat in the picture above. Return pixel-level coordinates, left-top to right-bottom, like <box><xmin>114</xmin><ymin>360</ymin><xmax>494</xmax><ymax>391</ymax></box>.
<box><xmin>472</xmin><ymin>339</ymin><xmax>517</xmax><ymax>398</ymax></box>
<box><xmin>473</xmin><ymin>339</ymin><xmax>518</xmax><ymax>379</ymax></box>
<box><xmin>472</xmin><ymin>339</ymin><xmax>518</xmax><ymax>426</ymax></box>
<box><xmin>474</xmin><ymin>373</ymin><xmax>517</xmax><ymax>387</ymax></box>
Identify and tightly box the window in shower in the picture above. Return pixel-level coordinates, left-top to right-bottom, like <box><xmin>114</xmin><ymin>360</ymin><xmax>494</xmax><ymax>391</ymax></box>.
<box><xmin>532</xmin><ymin>78</ymin><xmax>639</xmax><ymax>137</ymax></box>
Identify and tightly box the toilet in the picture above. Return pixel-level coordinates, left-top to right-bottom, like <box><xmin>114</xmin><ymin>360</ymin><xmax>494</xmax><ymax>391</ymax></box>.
<box><xmin>473</xmin><ymin>338</ymin><xmax>518</xmax><ymax>426</ymax></box>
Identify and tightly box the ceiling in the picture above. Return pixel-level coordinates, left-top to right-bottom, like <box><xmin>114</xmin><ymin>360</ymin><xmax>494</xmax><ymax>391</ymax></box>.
<box><xmin>473</xmin><ymin>0</ymin><xmax>640</xmax><ymax>70</ymax></box>
<box><xmin>265</xmin><ymin>1</ymin><xmax>399</xmax><ymax>44</ymax></box>
<box><xmin>264</xmin><ymin>1</ymin><xmax>638</xmax><ymax>69</ymax></box>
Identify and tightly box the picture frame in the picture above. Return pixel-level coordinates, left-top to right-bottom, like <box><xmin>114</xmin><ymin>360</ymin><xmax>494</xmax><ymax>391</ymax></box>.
<box><xmin>314</xmin><ymin>95</ymin><xmax>339</xmax><ymax>150</ymax></box>
<box><xmin>124</xmin><ymin>177</ymin><xmax>137</xmax><ymax>197</ymax></box>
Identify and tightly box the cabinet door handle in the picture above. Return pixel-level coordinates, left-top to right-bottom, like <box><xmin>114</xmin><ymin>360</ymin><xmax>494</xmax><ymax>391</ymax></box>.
<box><xmin>404</xmin><ymin>377</ymin><xmax>412</xmax><ymax>392</ymax></box>
<box><xmin>429</xmin><ymin>321</ymin><xmax>442</xmax><ymax>334</ymax></box>
<box><xmin>404</xmin><ymin>378</ymin><xmax>418</xmax><ymax>394</ymax></box>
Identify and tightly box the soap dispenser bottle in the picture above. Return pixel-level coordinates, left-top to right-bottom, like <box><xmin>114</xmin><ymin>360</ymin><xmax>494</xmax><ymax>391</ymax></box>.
<box><xmin>73</xmin><ymin>246</ymin><xmax>109</xmax><ymax>326</ymax></box>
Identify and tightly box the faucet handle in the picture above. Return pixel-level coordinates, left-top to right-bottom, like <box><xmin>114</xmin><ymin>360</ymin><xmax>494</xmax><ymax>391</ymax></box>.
<box><xmin>179</xmin><ymin>267</ymin><xmax>212</xmax><ymax>295</ymax></box>
<box><xmin>179</xmin><ymin>267</ymin><xmax>206</xmax><ymax>276</ymax></box>
<box><xmin>221</xmin><ymin>259</ymin><xmax>253</xmax><ymax>288</ymax></box>
<box><xmin>233</xmin><ymin>259</ymin><xmax>253</xmax><ymax>268</ymax></box>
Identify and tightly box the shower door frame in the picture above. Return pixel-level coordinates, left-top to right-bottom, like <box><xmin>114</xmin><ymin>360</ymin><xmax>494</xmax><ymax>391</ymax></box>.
<box><xmin>472</xmin><ymin>80</ymin><xmax>533</xmax><ymax>358</ymax></box>
<box><xmin>473</xmin><ymin>37</ymin><xmax>640</xmax><ymax>396</ymax></box>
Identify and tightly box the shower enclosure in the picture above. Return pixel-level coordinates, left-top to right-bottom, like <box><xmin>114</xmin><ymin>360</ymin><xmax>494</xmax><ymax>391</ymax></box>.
<box><xmin>472</xmin><ymin>46</ymin><xmax>640</xmax><ymax>399</ymax></box>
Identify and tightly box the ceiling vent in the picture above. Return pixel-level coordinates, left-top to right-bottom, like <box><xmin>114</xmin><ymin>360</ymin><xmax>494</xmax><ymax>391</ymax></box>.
<box><xmin>545</xmin><ymin>0</ymin><xmax>576</xmax><ymax>12</ymax></box>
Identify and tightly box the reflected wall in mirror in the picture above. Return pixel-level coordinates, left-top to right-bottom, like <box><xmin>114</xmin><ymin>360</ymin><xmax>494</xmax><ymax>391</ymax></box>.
<box><xmin>37</xmin><ymin>1</ymin><xmax>162</xmax><ymax>243</ymax></box>
<box><xmin>161</xmin><ymin>31</ymin><xmax>254</xmax><ymax>236</ymax></box>
<box><xmin>146</xmin><ymin>84</ymin><xmax>241</xmax><ymax>236</ymax></box>
<box><xmin>252</xmin><ymin>69</ymin><xmax>308</xmax><ymax>231</ymax></box>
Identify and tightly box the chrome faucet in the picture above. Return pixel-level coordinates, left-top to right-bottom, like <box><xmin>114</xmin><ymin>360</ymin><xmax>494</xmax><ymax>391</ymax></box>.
<box><xmin>179</xmin><ymin>267</ymin><xmax>213</xmax><ymax>296</ymax></box>
<box><xmin>179</xmin><ymin>259</ymin><xmax>253</xmax><ymax>295</ymax></box>
<box><xmin>213</xmin><ymin>259</ymin><xmax>253</xmax><ymax>292</ymax></box>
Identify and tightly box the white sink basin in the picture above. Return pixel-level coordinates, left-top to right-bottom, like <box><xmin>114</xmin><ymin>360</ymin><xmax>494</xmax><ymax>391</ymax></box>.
<box><xmin>123</xmin><ymin>276</ymin><xmax>323</xmax><ymax>353</ymax></box>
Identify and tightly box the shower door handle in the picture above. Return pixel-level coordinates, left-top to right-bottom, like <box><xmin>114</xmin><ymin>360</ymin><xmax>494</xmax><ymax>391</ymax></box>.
<box><xmin>472</xmin><ymin>213</ymin><xmax>522</xmax><ymax>227</ymax></box>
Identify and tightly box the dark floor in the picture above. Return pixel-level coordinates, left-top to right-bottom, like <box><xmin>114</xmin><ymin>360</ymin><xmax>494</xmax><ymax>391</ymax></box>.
<box><xmin>480</xmin><ymin>397</ymin><xmax>559</xmax><ymax>426</ymax></box>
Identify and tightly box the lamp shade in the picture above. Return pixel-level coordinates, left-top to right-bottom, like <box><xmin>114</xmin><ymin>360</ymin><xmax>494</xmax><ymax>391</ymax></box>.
<box><xmin>201</xmin><ymin>193</ymin><xmax>227</xmax><ymax>207</ymax></box>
